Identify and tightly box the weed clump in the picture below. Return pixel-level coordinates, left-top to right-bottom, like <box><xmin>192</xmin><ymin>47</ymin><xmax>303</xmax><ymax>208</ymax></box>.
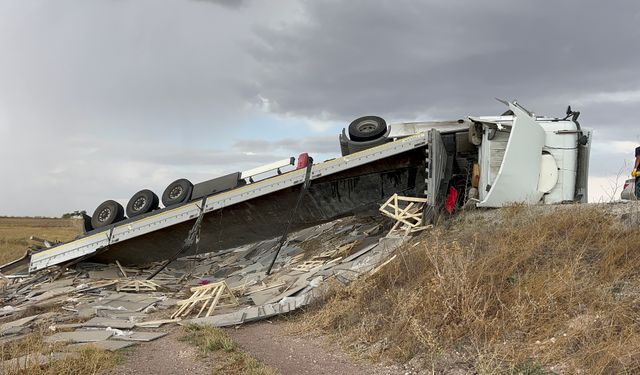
<box><xmin>182</xmin><ymin>325</ymin><xmax>277</xmax><ymax>375</ymax></box>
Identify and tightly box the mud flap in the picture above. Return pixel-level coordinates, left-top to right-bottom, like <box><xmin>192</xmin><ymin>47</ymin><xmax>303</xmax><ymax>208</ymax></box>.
<box><xmin>424</xmin><ymin>130</ymin><xmax>451</xmax><ymax>223</ymax></box>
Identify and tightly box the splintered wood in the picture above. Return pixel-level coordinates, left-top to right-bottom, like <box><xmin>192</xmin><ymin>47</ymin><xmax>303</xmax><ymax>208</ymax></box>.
<box><xmin>335</xmin><ymin>241</ymin><xmax>358</xmax><ymax>257</ymax></box>
<box><xmin>292</xmin><ymin>260</ymin><xmax>325</xmax><ymax>272</ymax></box>
<box><xmin>172</xmin><ymin>281</ymin><xmax>238</xmax><ymax>319</ymax></box>
<box><xmin>379</xmin><ymin>194</ymin><xmax>431</xmax><ymax>235</ymax></box>
<box><xmin>116</xmin><ymin>280</ymin><xmax>160</xmax><ymax>292</ymax></box>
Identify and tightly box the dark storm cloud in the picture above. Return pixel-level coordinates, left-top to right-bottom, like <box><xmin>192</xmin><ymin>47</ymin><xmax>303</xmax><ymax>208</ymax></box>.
<box><xmin>0</xmin><ymin>0</ymin><xmax>638</xmax><ymax>215</ymax></box>
<box><xmin>249</xmin><ymin>0</ymin><xmax>640</xmax><ymax>120</ymax></box>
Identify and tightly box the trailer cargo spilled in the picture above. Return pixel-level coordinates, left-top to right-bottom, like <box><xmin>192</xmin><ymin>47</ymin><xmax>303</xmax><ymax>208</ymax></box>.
<box><xmin>1</xmin><ymin>100</ymin><xmax>592</xmax><ymax>274</ymax></box>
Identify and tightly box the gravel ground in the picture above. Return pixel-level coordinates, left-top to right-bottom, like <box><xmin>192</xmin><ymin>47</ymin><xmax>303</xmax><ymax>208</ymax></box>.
<box><xmin>103</xmin><ymin>325</ymin><xmax>213</xmax><ymax>375</ymax></box>
<box><xmin>102</xmin><ymin>320</ymin><xmax>405</xmax><ymax>375</ymax></box>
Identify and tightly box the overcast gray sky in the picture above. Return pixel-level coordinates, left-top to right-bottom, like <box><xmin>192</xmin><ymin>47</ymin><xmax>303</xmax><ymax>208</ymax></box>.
<box><xmin>1</xmin><ymin>0</ymin><xmax>639</xmax><ymax>216</ymax></box>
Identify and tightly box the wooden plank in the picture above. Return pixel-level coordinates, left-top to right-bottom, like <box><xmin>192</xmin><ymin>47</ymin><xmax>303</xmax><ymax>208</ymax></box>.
<box><xmin>370</xmin><ymin>254</ymin><xmax>397</xmax><ymax>275</ymax></box>
<box><xmin>396</xmin><ymin>196</ymin><xmax>428</xmax><ymax>203</ymax></box>
<box><xmin>245</xmin><ymin>282</ymin><xmax>285</xmax><ymax>295</ymax></box>
<box><xmin>135</xmin><ymin>319</ymin><xmax>180</xmax><ymax>327</ymax></box>
<box><xmin>115</xmin><ymin>260</ymin><xmax>127</xmax><ymax>278</ymax></box>
<box><xmin>292</xmin><ymin>260</ymin><xmax>325</xmax><ymax>272</ymax></box>
<box><xmin>204</xmin><ymin>285</ymin><xmax>225</xmax><ymax>317</ymax></box>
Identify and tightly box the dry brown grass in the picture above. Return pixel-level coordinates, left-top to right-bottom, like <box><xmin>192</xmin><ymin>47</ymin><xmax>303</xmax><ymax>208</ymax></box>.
<box><xmin>302</xmin><ymin>205</ymin><xmax>640</xmax><ymax>374</ymax></box>
<box><xmin>0</xmin><ymin>217</ymin><xmax>82</xmax><ymax>265</ymax></box>
<box><xmin>0</xmin><ymin>327</ymin><xmax>120</xmax><ymax>374</ymax></box>
<box><xmin>181</xmin><ymin>325</ymin><xmax>278</xmax><ymax>375</ymax></box>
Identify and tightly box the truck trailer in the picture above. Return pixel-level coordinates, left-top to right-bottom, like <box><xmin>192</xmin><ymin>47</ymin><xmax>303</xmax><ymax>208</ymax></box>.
<box><xmin>2</xmin><ymin>100</ymin><xmax>591</xmax><ymax>273</ymax></box>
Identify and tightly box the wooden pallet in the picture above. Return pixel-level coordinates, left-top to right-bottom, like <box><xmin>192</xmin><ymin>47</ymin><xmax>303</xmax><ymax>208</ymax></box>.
<box><xmin>116</xmin><ymin>279</ymin><xmax>160</xmax><ymax>292</ymax></box>
<box><xmin>171</xmin><ymin>281</ymin><xmax>238</xmax><ymax>319</ymax></box>
<box><xmin>379</xmin><ymin>194</ymin><xmax>430</xmax><ymax>235</ymax></box>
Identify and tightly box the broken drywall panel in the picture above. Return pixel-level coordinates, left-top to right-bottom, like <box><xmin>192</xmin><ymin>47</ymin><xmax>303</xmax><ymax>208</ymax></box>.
<box><xmin>341</xmin><ymin>240</ymin><xmax>381</xmax><ymax>263</ymax></box>
<box><xmin>82</xmin><ymin>317</ymin><xmax>135</xmax><ymax>329</ymax></box>
<box><xmin>249</xmin><ymin>289</ymin><xmax>282</xmax><ymax>306</ymax></box>
<box><xmin>96</xmin><ymin>309</ymin><xmax>147</xmax><ymax>321</ymax></box>
<box><xmin>112</xmin><ymin>331</ymin><xmax>167</xmax><ymax>342</ymax></box>
<box><xmin>263</xmin><ymin>279</ymin><xmax>308</xmax><ymax>305</ymax></box>
<box><xmin>0</xmin><ymin>314</ymin><xmax>39</xmax><ymax>336</ymax></box>
<box><xmin>28</xmin><ymin>286</ymin><xmax>76</xmax><ymax>302</ymax></box>
<box><xmin>45</xmin><ymin>330</ymin><xmax>113</xmax><ymax>343</ymax></box>
<box><xmin>88</xmin><ymin>267</ymin><xmax>120</xmax><ymax>280</ymax></box>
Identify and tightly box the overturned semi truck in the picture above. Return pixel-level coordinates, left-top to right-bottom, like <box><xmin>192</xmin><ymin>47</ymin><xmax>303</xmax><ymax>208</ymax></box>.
<box><xmin>3</xmin><ymin>100</ymin><xmax>591</xmax><ymax>273</ymax></box>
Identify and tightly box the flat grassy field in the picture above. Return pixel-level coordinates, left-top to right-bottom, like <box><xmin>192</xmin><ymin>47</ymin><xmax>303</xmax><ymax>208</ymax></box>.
<box><xmin>0</xmin><ymin>217</ymin><xmax>82</xmax><ymax>265</ymax></box>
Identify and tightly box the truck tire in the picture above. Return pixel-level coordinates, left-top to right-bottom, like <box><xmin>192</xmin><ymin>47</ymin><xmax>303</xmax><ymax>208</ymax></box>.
<box><xmin>162</xmin><ymin>179</ymin><xmax>193</xmax><ymax>207</ymax></box>
<box><xmin>348</xmin><ymin>116</ymin><xmax>387</xmax><ymax>142</ymax></box>
<box><xmin>126</xmin><ymin>189</ymin><xmax>159</xmax><ymax>218</ymax></box>
<box><xmin>91</xmin><ymin>200</ymin><xmax>125</xmax><ymax>229</ymax></box>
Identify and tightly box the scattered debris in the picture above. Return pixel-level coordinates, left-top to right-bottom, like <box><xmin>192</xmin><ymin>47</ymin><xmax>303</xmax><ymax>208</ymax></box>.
<box><xmin>0</xmin><ymin>213</ymin><xmax>426</xmax><ymax>365</ymax></box>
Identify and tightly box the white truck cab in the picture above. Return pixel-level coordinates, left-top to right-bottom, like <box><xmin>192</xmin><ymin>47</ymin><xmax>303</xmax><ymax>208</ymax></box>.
<box><xmin>471</xmin><ymin>102</ymin><xmax>591</xmax><ymax>207</ymax></box>
<box><xmin>341</xmin><ymin>100</ymin><xmax>592</xmax><ymax>208</ymax></box>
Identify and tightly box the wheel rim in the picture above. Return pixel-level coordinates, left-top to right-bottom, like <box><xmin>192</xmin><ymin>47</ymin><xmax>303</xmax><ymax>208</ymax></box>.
<box><xmin>98</xmin><ymin>208</ymin><xmax>112</xmax><ymax>222</ymax></box>
<box><xmin>357</xmin><ymin>120</ymin><xmax>378</xmax><ymax>133</ymax></box>
<box><xmin>169</xmin><ymin>186</ymin><xmax>183</xmax><ymax>200</ymax></box>
<box><xmin>132</xmin><ymin>197</ymin><xmax>147</xmax><ymax>211</ymax></box>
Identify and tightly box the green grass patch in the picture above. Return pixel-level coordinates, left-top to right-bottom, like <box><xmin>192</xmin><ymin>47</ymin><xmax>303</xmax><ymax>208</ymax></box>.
<box><xmin>182</xmin><ymin>325</ymin><xmax>278</xmax><ymax>375</ymax></box>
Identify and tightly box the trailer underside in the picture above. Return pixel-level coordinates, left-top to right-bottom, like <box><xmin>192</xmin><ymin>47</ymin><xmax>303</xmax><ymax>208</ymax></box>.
<box><xmin>93</xmin><ymin>149</ymin><xmax>428</xmax><ymax>265</ymax></box>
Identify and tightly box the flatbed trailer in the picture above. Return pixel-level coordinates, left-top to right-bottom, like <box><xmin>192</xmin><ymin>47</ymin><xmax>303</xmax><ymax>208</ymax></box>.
<box><xmin>27</xmin><ymin>130</ymin><xmax>451</xmax><ymax>271</ymax></box>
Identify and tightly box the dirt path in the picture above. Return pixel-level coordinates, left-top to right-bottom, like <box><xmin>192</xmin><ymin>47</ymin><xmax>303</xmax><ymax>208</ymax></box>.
<box><xmin>102</xmin><ymin>321</ymin><xmax>406</xmax><ymax>375</ymax></box>
<box><xmin>104</xmin><ymin>326</ymin><xmax>213</xmax><ymax>375</ymax></box>
<box><xmin>225</xmin><ymin>321</ymin><xmax>404</xmax><ymax>375</ymax></box>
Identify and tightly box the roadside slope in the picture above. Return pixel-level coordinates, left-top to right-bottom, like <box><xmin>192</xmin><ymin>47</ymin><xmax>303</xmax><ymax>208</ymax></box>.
<box><xmin>302</xmin><ymin>203</ymin><xmax>640</xmax><ymax>374</ymax></box>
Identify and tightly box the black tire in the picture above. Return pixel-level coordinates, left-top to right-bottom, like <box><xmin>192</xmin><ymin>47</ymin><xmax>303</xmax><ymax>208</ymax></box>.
<box><xmin>348</xmin><ymin>116</ymin><xmax>387</xmax><ymax>142</ymax></box>
<box><xmin>162</xmin><ymin>178</ymin><xmax>193</xmax><ymax>207</ymax></box>
<box><xmin>126</xmin><ymin>189</ymin><xmax>160</xmax><ymax>218</ymax></box>
<box><xmin>91</xmin><ymin>200</ymin><xmax>125</xmax><ymax>229</ymax></box>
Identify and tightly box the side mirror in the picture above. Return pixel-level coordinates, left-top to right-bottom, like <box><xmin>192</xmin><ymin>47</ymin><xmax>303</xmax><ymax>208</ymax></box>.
<box><xmin>566</xmin><ymin>105</ymin><xmax>572</xmax><ymax>116</ymax></box>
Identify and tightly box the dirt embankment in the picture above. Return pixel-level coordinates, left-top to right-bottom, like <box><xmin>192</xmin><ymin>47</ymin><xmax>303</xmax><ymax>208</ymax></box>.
<box><xmin>301</xmin><ymin>202</ymin><xmax>640</xmax><ymax>374</ymax></box>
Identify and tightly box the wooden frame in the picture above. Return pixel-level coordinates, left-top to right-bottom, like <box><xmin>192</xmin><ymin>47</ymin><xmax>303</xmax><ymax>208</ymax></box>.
<box><xmin>116</xmin><ymin>279</ymin><xmax>160</xmax><ymax>292</ymax></box>
<box><xmin>172</xmin><ymin>281</ymin><xmax>238</xmax><ymax>319</ymax></box>
<box><xmin>379</xmin><ymin>194</ymin><xmax>430</xmax><ymax>235</ymax></box>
